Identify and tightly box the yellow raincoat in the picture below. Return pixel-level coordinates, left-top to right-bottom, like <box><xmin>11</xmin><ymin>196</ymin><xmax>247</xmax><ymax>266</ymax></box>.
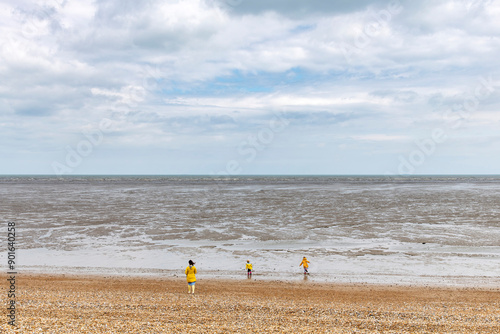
<box><xmin>185</xmin><ymin>265</ymin><xmax>197</xmax><ymax>283</ymax></box>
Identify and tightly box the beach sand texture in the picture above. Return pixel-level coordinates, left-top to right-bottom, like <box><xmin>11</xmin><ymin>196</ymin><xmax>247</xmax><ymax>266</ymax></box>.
<box><xmin>2</xmin><ymin>274</ymin><xmax>499</xmax><ymax>333</ymax></box>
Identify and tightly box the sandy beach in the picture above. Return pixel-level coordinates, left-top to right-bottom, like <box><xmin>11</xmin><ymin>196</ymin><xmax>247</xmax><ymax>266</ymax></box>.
<box><xmin>2</xmin><ymin>273</ymin><xmax>499</xmax><ymax>333</ymax></box>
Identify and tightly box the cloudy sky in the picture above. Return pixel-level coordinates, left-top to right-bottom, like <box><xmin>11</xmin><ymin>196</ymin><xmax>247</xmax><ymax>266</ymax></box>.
<box><xmin>1</xmin><ymin>0</ymin><xmax>499</xmax><ymax>175</ymax></box>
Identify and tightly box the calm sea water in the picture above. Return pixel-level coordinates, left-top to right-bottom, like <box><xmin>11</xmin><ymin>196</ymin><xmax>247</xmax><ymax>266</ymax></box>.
<box><xmin>1</xmin><ymin>175</ymin><xmax>499</xmax><ymax>285</ymax></box>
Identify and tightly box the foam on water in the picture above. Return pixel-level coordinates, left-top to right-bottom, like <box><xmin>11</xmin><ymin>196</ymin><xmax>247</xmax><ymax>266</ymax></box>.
<box><xmin>1</xmin><ymin>175</ymin><xmax>500</xmax><ymax>286</ymax></box>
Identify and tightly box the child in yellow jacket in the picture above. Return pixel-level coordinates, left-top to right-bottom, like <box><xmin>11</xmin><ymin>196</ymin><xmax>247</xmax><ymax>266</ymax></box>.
<box><xmin>185</xmin><ymin>260</ymin><xmax>197</xmax><ymax>294</ymax></box>
<box><xmin>299</xmin><ymin>257</ymin><xmax>310</xmax><ymax>274</ymax></box>
<box><xmin>245</xmin><ymin>260</ymin><xmax>253</xmax><ymax>277</ymax></box>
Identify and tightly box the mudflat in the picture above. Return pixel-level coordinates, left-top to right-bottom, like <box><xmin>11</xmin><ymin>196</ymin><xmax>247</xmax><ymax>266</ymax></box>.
<box><xmin>2</xmin><ymin>274</ymin><xmax>499</xmax><ymax>333</ymax></box>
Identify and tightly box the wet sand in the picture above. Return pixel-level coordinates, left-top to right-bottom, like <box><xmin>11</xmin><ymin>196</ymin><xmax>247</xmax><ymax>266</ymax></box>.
<box><xmin>2</xmin><ymin>274</ymin><xmax>499</xmax><ymax>333</ymax></box>
<box><xmin>4</xmin><ymin>178</ymin><xmax>500</xmax><ymax>282</ymax></box>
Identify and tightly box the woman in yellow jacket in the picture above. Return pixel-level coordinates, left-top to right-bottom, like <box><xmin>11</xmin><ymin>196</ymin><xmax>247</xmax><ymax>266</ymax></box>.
<box><xmin>299</xmin><ymin>256</ymin><xmax>310</xmax><ymax>275</ymax></box>
<box><xmin>185</xmin><ymin>260</ymin><xmax>197</xmax><ymax>294</ymax></box>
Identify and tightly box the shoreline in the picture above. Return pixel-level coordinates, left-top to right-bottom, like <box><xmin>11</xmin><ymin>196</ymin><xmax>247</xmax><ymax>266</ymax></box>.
<box><xmin>3</xmin><ymin>273</ymin><xmax>500</xmax><ymax>333</ymax></box>
<box><xmin>9</xmin><ymin>271</ymin><xmax>500</xmax><ymax>290</ymax></box>
<box><xmin>17</xmin><ymin>265</ymin><xmax>500</xmax><ymax>289</ymax></box>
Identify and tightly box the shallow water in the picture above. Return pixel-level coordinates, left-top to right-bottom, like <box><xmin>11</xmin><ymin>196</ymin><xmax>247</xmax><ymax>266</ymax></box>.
<box><xmin>1</xmin><ymin>176</ymin><xmax>500</xmax><ymax>285</ymax></box>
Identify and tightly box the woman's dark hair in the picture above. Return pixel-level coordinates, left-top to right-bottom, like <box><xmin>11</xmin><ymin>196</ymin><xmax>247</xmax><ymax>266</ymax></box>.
<box><xmin>189</xmin><ymin>260</ymin><xmax>195</xmax><ymax>266</ymax></box>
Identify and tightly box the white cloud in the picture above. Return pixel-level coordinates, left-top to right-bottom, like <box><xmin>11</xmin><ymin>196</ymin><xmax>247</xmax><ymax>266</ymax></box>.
<box><xmin>1</xmin><ymin>0</ymin><xmax>499</xmax><ymax>174</ymax></box>
<box><xmin>352</xmin><ymin>134</ymin><xmax>410</xmax><ymax>141</ymax></box>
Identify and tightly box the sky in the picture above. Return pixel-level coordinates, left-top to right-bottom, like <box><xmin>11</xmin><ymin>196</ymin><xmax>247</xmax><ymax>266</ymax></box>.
<box><xmin>1</xmin><ymin>0</ymin><xmax>500</xmax><ymax>175</ymax></box>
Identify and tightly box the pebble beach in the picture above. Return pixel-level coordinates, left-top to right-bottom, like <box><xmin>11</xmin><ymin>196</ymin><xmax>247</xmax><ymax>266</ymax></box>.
<box><xmin>2</xmin><ymin>273</ymin><xmax>499</xmax><ymax>333</ymax></box>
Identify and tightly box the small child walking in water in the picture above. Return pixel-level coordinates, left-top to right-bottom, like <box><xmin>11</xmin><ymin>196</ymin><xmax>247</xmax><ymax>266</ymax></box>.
<box><xmin>185</xmin><ymin>260</ymin><xmax>197</xmax><ymax>294</ymax></box>
<box><xmin>299</xmin><ymin>256</ymin><xmax>310</xmax><ymax>275</ymax></box>
<box><xmin>245</xmin><ymin>260</ymin><xmax>253</xmax><ymax>278</ymax></box>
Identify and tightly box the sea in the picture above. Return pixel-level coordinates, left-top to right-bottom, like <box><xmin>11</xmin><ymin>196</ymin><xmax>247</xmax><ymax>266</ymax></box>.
<box><xmin>1</xmin><ymin>175</ymin><xmax>499</xmax><ymax>286</ymax></box>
